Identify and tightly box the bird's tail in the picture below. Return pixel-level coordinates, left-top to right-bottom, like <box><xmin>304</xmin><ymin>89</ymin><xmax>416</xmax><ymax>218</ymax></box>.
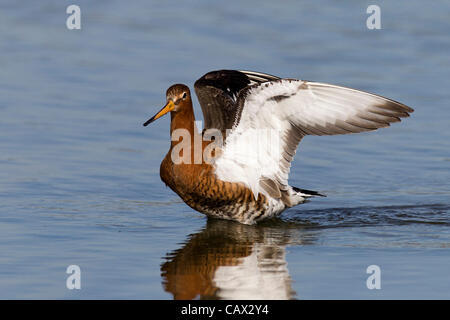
<box><xmin>292</xmin><ymin>186</ymin><xmax>326</xmax><ymax>197</ymax></box>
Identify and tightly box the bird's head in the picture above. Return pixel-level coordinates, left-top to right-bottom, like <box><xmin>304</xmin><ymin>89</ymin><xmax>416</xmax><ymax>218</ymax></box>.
<box><xmin>143</xmin><ymin>84</ymin><xmax>191</xmax><ymax>126</ymax></box>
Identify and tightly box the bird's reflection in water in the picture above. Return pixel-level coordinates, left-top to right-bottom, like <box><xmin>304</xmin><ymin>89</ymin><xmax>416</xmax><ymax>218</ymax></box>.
<box><xmin>161</xmin><ymin>218</ymin><xmax>318</xmax><ymax>300</ymax></box>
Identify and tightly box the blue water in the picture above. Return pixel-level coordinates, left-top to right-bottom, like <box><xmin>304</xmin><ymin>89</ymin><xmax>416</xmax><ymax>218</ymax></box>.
<box><xmin>1</xmin><ymin>0</ymin><xmax>449</xmax><ymax>299</ymax></box>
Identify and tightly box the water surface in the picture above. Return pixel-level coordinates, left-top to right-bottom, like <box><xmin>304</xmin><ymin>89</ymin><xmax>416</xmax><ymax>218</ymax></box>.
<box><xmin>0</xmin><ymin>0</ymin><xmax>449</xmax><ymax>299</ymax></box>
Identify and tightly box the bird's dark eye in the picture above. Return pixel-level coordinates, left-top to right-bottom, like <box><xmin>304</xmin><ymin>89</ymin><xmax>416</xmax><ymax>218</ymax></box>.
<box><xmin>182</xmin><ymin>92</ymin><xmax>187</xmax><ymax>99</ymax></box>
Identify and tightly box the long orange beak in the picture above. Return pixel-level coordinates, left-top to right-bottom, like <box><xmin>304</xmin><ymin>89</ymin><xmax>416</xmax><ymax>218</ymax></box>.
<box><xmin>143</xmin><ymin>100</ymin><xmax>175</xmax><ymax>126</ymax></box>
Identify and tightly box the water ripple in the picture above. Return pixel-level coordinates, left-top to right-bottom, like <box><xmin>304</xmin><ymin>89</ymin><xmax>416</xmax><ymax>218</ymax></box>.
<box><xmin>283</xmin><ymin>203</ymin><xmax>450</xmax><ymax>228</ymax></box>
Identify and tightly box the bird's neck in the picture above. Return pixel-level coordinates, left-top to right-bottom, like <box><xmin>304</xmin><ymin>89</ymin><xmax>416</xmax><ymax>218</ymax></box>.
<box><xmin>169</xmin><ymin>103</ymin><xmax>198</xmax><ymax>148</ymax></box>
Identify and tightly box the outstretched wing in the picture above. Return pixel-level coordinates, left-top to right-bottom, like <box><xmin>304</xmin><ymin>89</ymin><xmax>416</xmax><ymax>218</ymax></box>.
<box><xmin>214</xmin><ymin>79</ymin><xmax>414</xmax><ymax>198</ymax></box>
<box><xmin>194</xmin><ymin>70</ymin><xmax>279</xmax><ymax>131</ymax></box>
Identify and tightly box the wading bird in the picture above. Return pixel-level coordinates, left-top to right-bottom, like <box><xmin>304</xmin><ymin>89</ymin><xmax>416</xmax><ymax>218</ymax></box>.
<box><xmin>143</xmin><ymin>70</ymin><xmax>413</xmax><ymax>224</ymax></box>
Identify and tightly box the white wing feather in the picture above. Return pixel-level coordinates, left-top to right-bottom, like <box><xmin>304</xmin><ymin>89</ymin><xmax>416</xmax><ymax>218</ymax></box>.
<box><xmin>214</xmin><ymin>79</ymin><xmax>413</xmax><ymax>199</ymax></box>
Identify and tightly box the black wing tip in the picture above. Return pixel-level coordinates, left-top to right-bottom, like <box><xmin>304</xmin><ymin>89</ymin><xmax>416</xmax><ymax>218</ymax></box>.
<box><xmin>380</xmin><ymin>101</ymin><xmax>414</xmax><ymax>114</ymax></box>
<box><xmin>393</xmin><ymin>101</ymin><xmax>414</xmax><ymax>114</ymax></box>
<box><xmin>405</xmin><ymin>105</ymin><xmax>415</xmax><ymax>113</ymax></box>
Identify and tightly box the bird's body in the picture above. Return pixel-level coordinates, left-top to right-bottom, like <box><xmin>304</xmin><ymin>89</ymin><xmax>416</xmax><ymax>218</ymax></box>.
<box><xmin>144</xmin><ymin>70</ymin><xmax>413</xmax><ymax>224</ymax></box>
<box><xmin>160</xmin><ymin>155</ymin><xmax>279</xmax><ymax>224</ymax></box>
<box><xmin>156</xmin><ymin>90</ymin><xmax>286</xmax><ymax>224</ymax></box>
